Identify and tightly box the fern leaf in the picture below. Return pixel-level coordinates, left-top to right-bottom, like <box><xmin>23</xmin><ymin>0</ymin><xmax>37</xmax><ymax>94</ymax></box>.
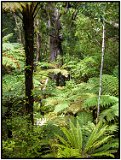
<box><xmin>83</xmin><ymin>95</ymin><xmax>118</xmax><ymax>109</ymax></box>
<box><xmin>76</xmin><ymin>121</ymin><xmax>83</xmax><ymax>151</ymax></box>
<box><xmin>61</xmin><ymin>127</ymin><xmax>74</xmax><ymax>146</ymax></box>
<box><xmin>91</xmin><ymin>151</ymin><xmax>115</xmax><ymax>158</ymax></box>
<box><xmin>84</xmin><ymin>122</ymin><xmax>107</xmax><ymax>152</ymax></box>
<box><xmin>54</xmin><ymin>134</ymin><xmax>70</xmax><ymax>147</ymax></box>
<box><xmin>94</xmin><ymin>140</ymin><xmax>119</xmax><ymax>153</ymax></box>
<box><xmin>76</xmin><ymin>112</ymin><xmax>93</xmax><ymax>126</ymax></box>
<box><xmin>92</xmin><ymin>135</ymin><xmax>113</xmax><ymax>149</ymax></box>
<box><xmin>88</xmin><ymin>74</ymin><xmax>118</xmax><ymax>96</ymax></box>
<box><xmin>57</xmin><ymin>147</ymin><xmax>80</xmax><ymax>158</ymax></box>
<box><xmin>54</xmin><ymin>102</ymin><xmax>69</xmax><ymax>113</ymax></box>
<box><xmin>100</xmin><ymin>103</ymin><xmax>118</xmax><ymax>121</ymax></box>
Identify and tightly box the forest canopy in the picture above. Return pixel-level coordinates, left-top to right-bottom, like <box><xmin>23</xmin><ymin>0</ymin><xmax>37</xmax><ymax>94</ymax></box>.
<box><xmin>2</xmin><ymin>1</ymin><xmax>119</xmax><ymax>159</ymax></box>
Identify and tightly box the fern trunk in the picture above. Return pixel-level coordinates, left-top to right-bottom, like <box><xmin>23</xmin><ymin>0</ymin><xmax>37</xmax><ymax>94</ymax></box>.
<box><xmin>97</xmin><ymin>20</ymin><xmax>105</xmax><ymax>123</ymax></box>
<box><xmin>22</xmin><ymin>5</ymin><xmax>34</xmax><ymax>125</ymax></box>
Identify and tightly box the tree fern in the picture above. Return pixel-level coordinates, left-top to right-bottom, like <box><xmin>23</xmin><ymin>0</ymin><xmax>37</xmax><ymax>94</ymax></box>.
<box><xmin>54</xmin><ymin>120</ymin><xmax>83</xmax><ymax>154</ymax></box>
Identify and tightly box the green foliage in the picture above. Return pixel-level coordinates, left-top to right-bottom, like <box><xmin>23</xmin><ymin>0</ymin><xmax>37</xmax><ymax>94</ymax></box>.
<box><xmin>3</xmin><ymin>74</ymin><xmax>25</xmax><ymax>103</ymax></box>
<box><xmin>2</xmin><ymin>12</ymin><xmax>17</xmax><ymax>42</ymax></box>
<box><xmin>88</xmin><ymin>74</ymin><xmax>118</xmax><ymax>96</ymax></box>
<box><xmin>57</xmin><ymin>147</ymin><xmax>80</xmax><ymax>158</ymax></box>
<box><xmin>2</xmin><ymin>41</ymin><xmax>25</xmax><ymax>74</ymax></box>
<box><xmin>64</xmin><ymin>56</ymin><xmax>99</xmax><ymax>82</ymax></box>
<box><xmin>52</xmin><ymin>120</ymin><xmax>119</xmax><ymax>158</ymax></box>
<box><xmin>100</xmin><ymin>103</ymin><xmax>119</xmax><ymax>122</ymax></box>
<box><xmin>113</xmin><ymin>65</ymin><xmax>119</xmax><ymax>78</ymax></box>
<box><xmin>2</xmin><ymin>2</ymin><xmax>119</xmax><ymax>159</ymax></box>
<box><xmin>54</xmin><ymin>102</ymin><xmax>69</xmax><ymax>113</ymax></box>
<box><xmin>2</xmin><ymin>116</ymin><xmax>43</xmax><ymax>158</ymax></box>
<box><xmin>2</xmin><ymin>33</ymin><xmax>14</xmax><ymax>43</ymax></box>
<box><xmin>76</xmin><ymin>111</ymin><xmax>93</xmax><ymax>126</ymax></box>
<box><xmin>38</xmin><ymin>62</ymin><xmax>56</xmax><ymax>69</ymax></box>
<box><xmin>49</xmin><ymin>68</ymin><xmax>69</xmax><ymax>77</ymax></box>
<box><xmin>83</xmin><ymin>95</ymin><xmax>118</xmax><ymax>122</ymax></box>
<box><xmin>83</xmin><ymin>95</ymin><xmax>118</xmax><ymax>108</ymax></box>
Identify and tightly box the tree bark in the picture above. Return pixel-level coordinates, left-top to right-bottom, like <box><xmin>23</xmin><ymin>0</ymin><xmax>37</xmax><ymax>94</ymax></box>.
<box><xmin>22</xmin><ymin>4</ymin><xmax>34</xmax><ymax>125</ymax></box>
<box><xmin>48</xmin><ymin>3</ymin><xmax>63</xmax><ymax>65</ymax></box>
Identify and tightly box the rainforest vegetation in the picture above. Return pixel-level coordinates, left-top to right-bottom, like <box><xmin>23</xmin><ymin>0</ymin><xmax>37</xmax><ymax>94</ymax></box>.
<box><xmin>2</xmin><ymin>2</ymin><xmax>119</xmax><ymax>159</ymax></box>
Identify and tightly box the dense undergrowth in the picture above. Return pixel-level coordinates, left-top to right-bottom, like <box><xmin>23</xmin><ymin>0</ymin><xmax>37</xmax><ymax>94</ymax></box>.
<box><xmin>2</xmin><ymin>40</ymin><xmax>119</xmax><ymax>158</ymax></box>
<box><xmin>2</xmin><ymin>2</ymin><xmax>119</xmax><ymax>158</ymax></box>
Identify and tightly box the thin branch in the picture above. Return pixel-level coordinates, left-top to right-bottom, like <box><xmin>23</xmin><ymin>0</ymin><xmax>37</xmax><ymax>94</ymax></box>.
<box><xmin>32</xmin><ymin>2</ymin><xmax>39</xmax><ymax>17</ymax></box>
<box><xmin>33</xmin><ymin>3</ymin><xmax>42</xmax><ymax>19</ymax></box>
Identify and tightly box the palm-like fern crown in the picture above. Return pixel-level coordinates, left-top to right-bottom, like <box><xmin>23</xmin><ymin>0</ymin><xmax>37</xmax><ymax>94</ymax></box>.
<box><xmin>52</xmin><ymin>120</ymin><xmax>118</xmax><ymax>158</ymax></box>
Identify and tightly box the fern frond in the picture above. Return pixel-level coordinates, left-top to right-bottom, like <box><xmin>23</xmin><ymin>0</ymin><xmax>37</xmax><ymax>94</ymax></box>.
<box><xmin>76</xmin><ymin>121</ymin><xmax>83</xmax><ymax>151</ymax></box>
<box><xmin>61</xmin><ymin>127</ymin><xmax>74</xmax><ymax>146</ymax></box>
<box><xmin>52</xmin><ymin>120</ymin><xmax>118</xmax><ymax>158</ymax></box>
<box><xmin>92</xmin><ymin>135</ymin><xmax>113</xmax><ymax>149</ymax></box>
<box><xmin>2</xmin><ymin>42</ymin><xmax>25</xmax><ymax>72</ymax></box>
<box><xmin>93</xmin><ymin>139</ymin><xmax>119</xmax><ymax>153</ymax></box>
<box><xmin>54</xmin><ymin>102</ymin><xmax>69</xmax><ymax>113</ymax></box>
<box><xmin>107</xmin><ymin>125</ymin><xmax>118</xmax><ymax>133</ymax></box>
<box><xmin>83</xmin><ymin>95</ymin><xmax>118</xmax><ymax>108</ymax></box>
<box><xmin>84</xmin><ymin>121</ymin><xmax>105</xmax><ymax>152</ymax></box>
<box><xmin>2</xmin><ymin>2</ymin><xmax>30</xmax><ymax>12</ymax></box>
<box><xmin>57</xmin><ymin>147</ymin><xmax>80</xmax><ymax>158</ymax></box>
<box><xmin>76</xmin><ymin>112</ymin><xmax>93</xmax><ymax>126</ymax></box>
<box><xmin>88</xmin><ymin>74</ymin><xmax>118</xmax><ymax>96</ymax></box>
<box><xmin>3</xmin><ymin>53</ymin><xmax>20</xmax><ymax>69</ymax></box>
<box><xmin>91</xmin><ymin>151</ymin><xmax>115</xmax><ymax>158</ymax></box>
<box><xmin>54</xmin><ymin>134</ymin><xmax>70</xmax><ymax>147</ymax></box>
<box><xmin>100</xmin><ymin>103</ymin><xmax>118</xmax><ymax>121</ymax></box>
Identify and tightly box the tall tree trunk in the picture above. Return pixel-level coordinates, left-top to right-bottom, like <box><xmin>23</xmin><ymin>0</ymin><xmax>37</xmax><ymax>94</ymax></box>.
<box><xmin>48</xmin><ymin>3</ymin><xmax>63</xmax><ymax>65</ymax></box>
<box><xmin>22</xmin><ymin>5</ymin><xmax>34</xmax><ymax>125</ymax></box>
<box><xmin>96</xmin><ymin>20</ymin><xmax>105</xmax><ymax>123</ymax></box>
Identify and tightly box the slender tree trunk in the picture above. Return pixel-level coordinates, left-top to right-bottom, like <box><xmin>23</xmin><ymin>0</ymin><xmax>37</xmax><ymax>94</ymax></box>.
<box><xmin>36</xmin><ymin>33</ymin><xmax>41</xmax><ymax>62</ymax></box>
<box><xmin>96</xmin><ymin>21</ymin><xmax>105</xmax><ymax>123</ymax></box>
<box><xmin>6</xmin><ymin>103</ymin><xmax>13</xmax><ymax>138</ymax></box>
<box><xmin>22</xmin><ymin>5</ymin><xmax>34</xmax><ymax>125</ymax></box>
<box><xmin>13</xmin><ymin>13</ymin><xmax>24</xmax><ymax>44</ymax></box>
